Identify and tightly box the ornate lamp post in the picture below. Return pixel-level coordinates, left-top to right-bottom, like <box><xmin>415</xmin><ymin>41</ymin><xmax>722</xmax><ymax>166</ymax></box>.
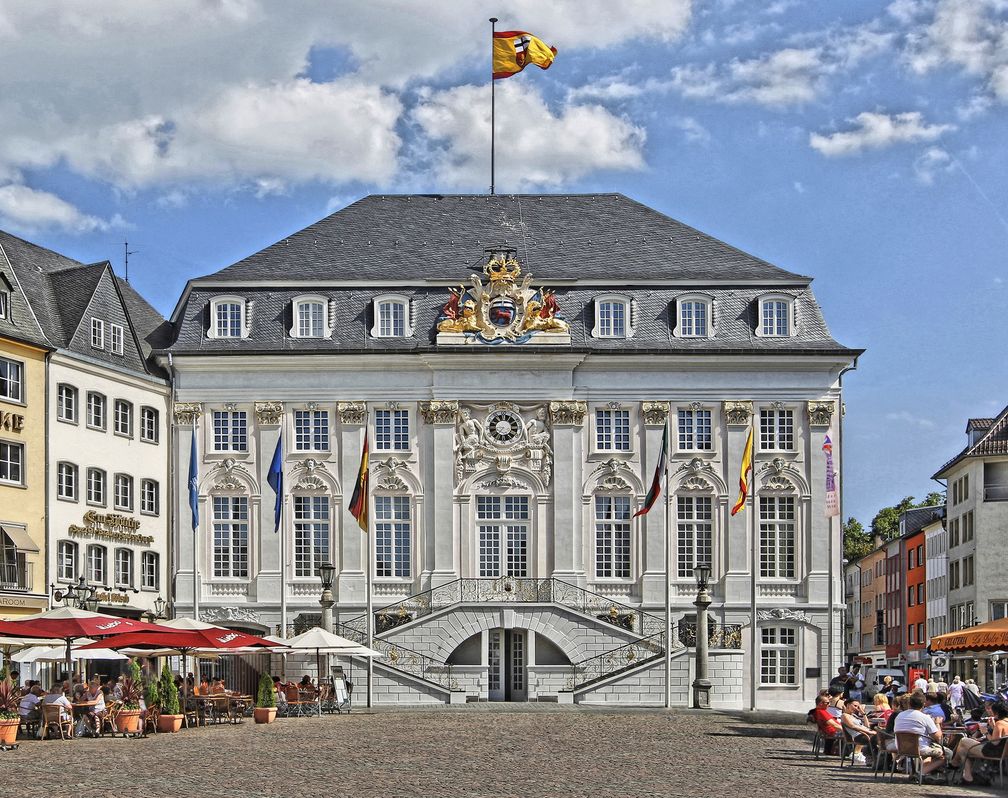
<box><xmin>692</xmin><ymin>563</ymin><xmax>712</xmax><ymax>709</ymax></box>
<box><xmin>144</xmin><ymin>595</ymin><xmax>167</xmax><ymax>624</ymax></box>
<box><xmin>318</xmin><ymin>561</ymin><xmax>336</xmax><ymax>634</ymax></box>
<box><xmin>51</xmin><ymin>575</ymin><xmax>100</xmax><ymax>611</ymax></box>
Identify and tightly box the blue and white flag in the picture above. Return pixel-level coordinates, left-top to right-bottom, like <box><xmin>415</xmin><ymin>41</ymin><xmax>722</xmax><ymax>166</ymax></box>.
<box><xmin>188</xmin><ymin>428</ymin><xmax>199</xmax><ymax>531</ymax></box>
<box><xmin>267</xmin><ymin>433</ymin><xmax>283</xmax><ymax>533</ymax></box>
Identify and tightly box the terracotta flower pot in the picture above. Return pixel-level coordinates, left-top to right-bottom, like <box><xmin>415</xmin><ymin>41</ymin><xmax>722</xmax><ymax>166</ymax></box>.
<box><xmin>115</xmin><ymin>709</ymin><xmax>142</xmax><ymax>734</ymax></box>
<box><xmin>157</xmin><ymin>713</ymin><xmax>183</xmax><ymax>733</ymax></box>
<box><xmin>253</xmin><ymin>707</ymin><xmax>276</xmax><ymax>724</ymax></box>
<box><xmin>0</xmin><ymin>717</ymin><xmax>18</xmax><ymax>745</ymax></box>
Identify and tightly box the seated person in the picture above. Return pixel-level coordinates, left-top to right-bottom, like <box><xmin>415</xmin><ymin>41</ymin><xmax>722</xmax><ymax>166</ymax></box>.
<box><xmin>811</xmin><ymin>695</ymin><xmax>842</xmax><ymax>754</ymax></box>
<box><xmin>111</xmin><ymin>676</ymin><xmax>125</xmax><ymax>701</ymax></box>
<box><xmin>964</xmin><ymin>707</ymin><xmax>986</xmax><ymax>738</ymax></box>
<box><xmin>273</xmin><ymin>677</ymin><xmax>287</xmax><ymax>706</ymax></box>
<box><xmin>936</xmin><ymin>691</ymin><xmax>957</xmax><ymax>724</ymax></box>
<box><xmin>18</xmin><ymin>685</ymin><xmax>43</xmax><ymax>725</ymax></box>
<box><xmin>826</xmin><ymin>685</ymin><xmax>845</xmax><ymax>717</ymax></box>
<box><xmin>951</xmin><ymin>700</ymin><xmax>1008</xmax><ymax>785</ymax></box>
<box><xmin>71</xmin><ymin>680</ymin><xmax>87</xmax><ymax>703</ymax></box>
<box><xmin>42</xmin><ymin>683</ymin><xmax>73</xmax><ymax>723</ymax></box>
<box><xmin>870</xmin><ymin>693</ymin><xmax>893</xmax><ymax>723</ymax></box>
<box><xmin>894</xmin><ymin>691</ymin><xmax>952</xmax><ymax>777</ymax></box>
<box><xmin>923</xmin><ymin>692</ymin><xmax>947</xmax><ymax>726</ymax></box>
<box><xmin>82</xmin><ymin>676</ymin><xmax>107</xmax><ymax>734</ymax></box>
<box><xmin>209</xmin><ymin>679</ymin><xmax>226</xmax><ymax>695</ymax></box>
<box><xmin>841</xmin><ymin>700</ymin><xmax>877</xmax><ymax>764</ymax></box>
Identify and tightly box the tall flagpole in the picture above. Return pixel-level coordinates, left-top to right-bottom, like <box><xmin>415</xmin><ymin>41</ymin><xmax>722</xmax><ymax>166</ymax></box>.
<box><xmin>664</xmin><ymin>415</ymin><xmax>672</xmax><ymax>709</ymax></box>
<box><xmin>489</xmin><ymin>17</ymin><xmax>497</xmax><ymax>195</ymax></box>
<box><xmin>366</xmin><ymin>424</ymin><xmax>374</xmax><ymax>710</ymax></box>
<box><xmin>749</xmin><ymin>415</ymin><xmax>758</xmax><ymax>711</ymax></box>
<box><xmin>279</xmin><ymin>431</ymin><xmax>288</xmax><ymax>639</ymax></box>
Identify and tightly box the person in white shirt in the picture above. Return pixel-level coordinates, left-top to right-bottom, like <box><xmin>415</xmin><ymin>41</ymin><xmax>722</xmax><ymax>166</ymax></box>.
<box><xmin>949</xmin><ymin>676</ymin><xmax>965</xmax><ymax>709</ymax></box>
<box><xmin>80</xmin><ymin>677</ymin><xmax>107</xmax><ymax>735</ymax></box>
<box><xmin>894</xmin><ymin>692</ymin><xmax>951</xmax><ymax>777</ymax></box>
<box><xmin>42</xmin><ymin>684</ymin><xmax>73</xmax><ymax>723</ymax></box>
<box><xmin>914</xmin><ymin>675</ymin><xmax>929</xmax><ymax>692</ymax></box>
<box><xmin>18</xmin><ymin>686</ymin><xmax>42</xmax><ymax>723</ymax></box>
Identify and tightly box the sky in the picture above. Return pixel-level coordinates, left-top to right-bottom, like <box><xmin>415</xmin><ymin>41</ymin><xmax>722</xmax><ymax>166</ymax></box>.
<box><xmin>0</xmin><ymin>0</ymin><xmax>1005</xmax><ymax>527</ymax></box>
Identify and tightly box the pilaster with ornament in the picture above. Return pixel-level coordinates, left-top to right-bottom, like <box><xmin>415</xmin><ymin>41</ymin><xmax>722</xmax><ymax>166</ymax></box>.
<box><xmin>420</xmin><ymin>400</ymin><xmax>460</xmax><ymax>425</ymax></box>
<box><xmin>640</xmin><ymin>402</ymin><xmax>670</xmax><ymax>604</ymax></box>
<box><xmin>641</xmin><ymin>401</ymin><xmax>670</xmax><ymax>427</ymax></box>
<box><xmin>337</xmin><ymin>401</ymin><xmax>367</xmax><ymax>426</ymax></box>
<box><xmin>723</xmin><ymin>400</ymin><xmax>754</xmax><ymax>604</ymax></box>
<box><xmin>552</xmin><ymin>400</ymin><xmax>587</xmax><ymax>586</ymax></box>
<box><xmin>254</xmin><ymin>401</ymin><xmax>284</xmax><ymax>426</ymax></box>
<box><xmin>807</xmin><ymin>400</ymin><xmax>835</xmax><ymax>428</ymax></box>
<box><xmin>420</xmin><ymin>401</ymin><xmax>460</xmax><ymax>587</ymax></box>
<box><xmin>172</xmin><ymin>402</ymin><xmax>202</xmax><ymax>613</ymax></box>
<box><xmin>548</xmin><ymin>401</ymin><xmax>587</xmax><ymax>426</ymax></box>
<box><xmin>255</xmin><ymin>399</ymin><xmax>284</xmax><ymax>589</ymax></box>
<box><xmin>173</xmin><ymin>402</ymin><xmax>202</xmax><ymax>427</ymax></box>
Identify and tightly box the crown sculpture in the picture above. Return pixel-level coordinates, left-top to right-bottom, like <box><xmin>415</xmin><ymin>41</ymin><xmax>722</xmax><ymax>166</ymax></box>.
<box><xmin>436</xmin><ymin>249</ymin><xmax>570</xmax><ymax>345</ymax></box>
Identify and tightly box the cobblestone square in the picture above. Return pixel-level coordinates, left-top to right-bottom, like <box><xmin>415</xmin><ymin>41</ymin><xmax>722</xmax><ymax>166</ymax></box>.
<box><xmin>0</xmin><ymin>706</ymin><xmax>999</xmax><ymax>798</ymax></box>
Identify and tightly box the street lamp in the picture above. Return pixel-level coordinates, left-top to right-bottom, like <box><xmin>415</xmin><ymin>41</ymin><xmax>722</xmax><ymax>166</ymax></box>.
<box><xmin>51</xmin><ymin>575</ymin><xmax>100</xmax><ymax>611</ymax></box>
<box><xmin>692</xmin><ymin>563</ymin><xmax>712</xmax><ymax>709</ymax></box>
<box><xmin>318</xmin><ymin>561</ymin><xmax>336</xmax><ymax>634</ymax></box>
<box><xmin>144</xmin><ymin>595</ymin><xmax>168</xmax><ymax>623</ymax></box>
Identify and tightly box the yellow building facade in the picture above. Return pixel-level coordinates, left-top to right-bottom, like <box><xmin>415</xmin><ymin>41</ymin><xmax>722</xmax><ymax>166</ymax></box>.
<box><xmin>0</xmin><ymin>336</ymin><xmax>48</xmax><ymax>619</ymax></box>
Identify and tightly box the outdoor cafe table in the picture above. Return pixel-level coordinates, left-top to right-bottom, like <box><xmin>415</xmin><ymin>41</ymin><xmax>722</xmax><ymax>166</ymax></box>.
<box><xmin>191</xmin><ymin>694</ymin><xmax>251</xmax><ymax>725</ymax></box>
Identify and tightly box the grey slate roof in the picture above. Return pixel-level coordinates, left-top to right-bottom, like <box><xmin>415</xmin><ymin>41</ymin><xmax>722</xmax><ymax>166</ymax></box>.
<box><xmin>201</xmin><ymin>194</ymin><xmax>810</xmax><ymax>284</ymax></box>
<box><xmin>901</xmin><ymin>505</ymin><xmax>944</xmax><ymax>537</ymax></box>
<box><xmin>935</xmin><ymin>404</ymin><xmax>1008</xmax><ymax>478</ymax></box>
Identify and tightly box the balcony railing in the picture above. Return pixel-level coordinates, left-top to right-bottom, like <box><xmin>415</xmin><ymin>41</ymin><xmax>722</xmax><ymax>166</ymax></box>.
<box><xmin>0</xmin><ymin>562</ymin><xmax>31</xmax><ymax>592</ymax></box>
<box><xmin>984</xmin><ymin>483</ymin><xmax>1008</xmax><ymax>502</ymax></box>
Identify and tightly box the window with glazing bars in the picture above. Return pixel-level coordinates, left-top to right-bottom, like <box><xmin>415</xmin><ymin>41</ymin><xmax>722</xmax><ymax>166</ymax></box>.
<box><xmin>140</xmin><ymin>407</ymin><xmax>158</xmax><ymax>442</ymax></box>
<box><xmin>86</xmin><ymin>468</ymin><xmax>105</xmax><ymax>505</ymax></box>
<box><xmin>596</xmin><ymin>409</ymin><xmax>630</xmax><ymax>451</ymax></box>
<box><xmin>378</xmin><ymin>301</ymin><xmax>406</xmax><ymax>337</ymax></box>
<box><xmin>141</xmin><ymin>479</ymin><xmax>159</xmax><ymax>514</ymax></box>
<box><xmin>477</xmin><ymin>496</ymin><xmax>529</xmax><ymax>577</ymax></box>
<box><xmin>87</xmin><ymin>545</ymin><xmax>106</xmax><ymax>584</ymax></box>
<box><xmin>0</xmin><ymin>357</ymin><xmax>22</xmax><ymax>402</ymax></box>
<box><xmin>114</xmin><ymin>400</ymin><xmax>133</xmax><ymax>436</ymax></box>
<box><xmin>761</xmin><ymin>300</ymin><xmax>789</xmax><ymax>336</ymax></box>
<box><xmin>597</xmin><ymin>301</ymin><xmax>626</xmax><ymax>337</ymax></box>
<box><xmin>595</xmin><ymin>495</ymin><xmax>631</xmax><ymax>578</ymax></box>
<box><xmin>760</xmin><ymin>626</ymin><xmax>796</xmax><ymax>684</ymax></box>
<box><xmin>114</xmin><ymin>474</ymin><xmax>132</xmax><ymax>510</ymax></box>
<box><xmin>375</xmin><ymin>495</ymin><xmax>410</xmax><ymax>578</ymax></box>
<box><xmin>57</xmin><ymin>384</ymin><xmax>77</xmax><ymax>422</ymax></box>
<box><xmin>87</xmin><ymin>392</ymin><xmax>106</xmax><ymax>429</ymax></box>
<box><xmin>115</xmin><ymin>548</ymin><xmax>133</xmax><ymax>586</ymax></box>
<box><xmin>375</xmin><ymin>409</ymin><xmax>409</xmax><ymax>450</ymax></box>
<box><xmin>212</xmin><ymin>411</ymin><xmax>248</xmax><ymax>451</ymax></box>
<box><xmin>759</xmin><ymin>409</ymin><xmax>793</xmax><ymax>450</ymax></box>
<box><xmin>679</xmin><ymin>300</ymin><xmax>708</xmax><ymax>337</ymax></box>
<box><xmin>677</xmin><ymin>495</ymin><xmax>712</xmax><ymax>578</ymax></box>
<box><xmin>759</xmin><ymin>496</ymin><xmax>796</xmax><ymax>578</ymax></box>
<box><xmin>57</xmin><ymin>541</ymin><xmax>76</xmax><ymax>581</ymax></box>
<box><xmin>142</xmin><ymin>551</ymin><xmax>159</xmax><ymax>590</ymax></box>
<box><xmin>213</xmin><ymin>496</ymin><xmax>249</xmax><ymax>578</ymax></box>
<box><xmin>57</xmin><ymin>462</ymin><xmax>77</xmax><ymax>500</ymax></box>
<box><xmin>294</xmin><ymin>410</ymin><xmax>329</xmax><ymax>451</ymax></box>
<box><xmin>293</xmin><ymin>495</ymin><xmax>330</xmax><ymax>578</ymax></box>
<box><xmin>678</xmin><ymin>408</ymin><xmax>712</xmax><ymax>450</ymax></box>
<box><xmin>297</xmin><ymin>301</ymin><xmax>324</xmax><ymax>337</ymax></box>
<box><xmin>215</xmin><ymin>302</ymin><xmax>242</xmax><ymax>337</ymax></box>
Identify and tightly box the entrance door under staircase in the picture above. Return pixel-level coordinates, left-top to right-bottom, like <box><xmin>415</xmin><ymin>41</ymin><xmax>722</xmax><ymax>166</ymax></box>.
<box><xmin>488</xmin><ymin>629</ymin><xmax>527</xmax><ymax>701</ymax></box>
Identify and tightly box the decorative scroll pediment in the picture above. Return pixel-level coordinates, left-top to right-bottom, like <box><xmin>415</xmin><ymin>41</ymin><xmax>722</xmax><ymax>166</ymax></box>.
<box><xmin>209</xmin><ymin>458</ymin><xmax>256</xmax><ymax>493</ymax></box>
<box><xmin>291</xmin><ymin>458</ymin><xmax>332</xmax><ymax>493</ymax></box>
<box><xmin>757</xmin><ymin>607</ymin><xmax>812</xmax><ymax>624</ymax></box>
<box><xmin>373</xmin><ymin>457</ymin><xmax>413</xmax><ymax>492</ymax></box>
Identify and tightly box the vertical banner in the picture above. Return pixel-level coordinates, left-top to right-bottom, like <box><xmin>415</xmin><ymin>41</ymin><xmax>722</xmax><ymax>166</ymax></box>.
<box><xmin>823</xmin><ymin>433</ymin><xmax>840</xmax><ymax>517</ymax></box>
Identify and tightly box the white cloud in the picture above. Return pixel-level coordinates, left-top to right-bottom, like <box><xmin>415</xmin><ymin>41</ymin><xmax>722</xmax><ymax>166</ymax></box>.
<box><xmin>672</xmin><ymin>116</ymin><xmax>711</xmax><ymax>145</ymax></box>
<box><xmin>885</xmin><ymin>410</ymin><xmax>936</xmax><ymax>428</ymax></box>
<box><xmin>0</xmin><ymin>183</ymin><xmax>124</xmax><ymax>234</ymax></box>
<box><xmin>913</xmin><ymin>146</ymin><xmax>954</xmax><ymax>184</ymax></box>
<box><xmin>567</xmin><ymin>76</ymin><xmax>672</xmax><ymax>103</ymax></box>
<box><xmin>669</xmin><ymin>24</ymin><xmax>894</xmax><ymax>108</ymax></box>
<box><xmin>410</xmin><ymin>82</ymin><xmax>646</xmax><ymax>190</ymax></box>
<box><xmin>904</xmin><ymin>0</ymin><xmax>1008</xmax><ymax>101</ymax></box>
<box><xmin>793</xmin><ymin>181</ymin><xmax>806</xmax><ymax>193</ymax></box>
<box><xmin>809</xmin><ymin>111</ymin><xmax>954</xmax><ymax>156</ymax></box>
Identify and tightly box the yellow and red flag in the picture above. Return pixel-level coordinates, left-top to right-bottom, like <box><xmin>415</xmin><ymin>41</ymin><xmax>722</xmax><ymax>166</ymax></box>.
<box><xmin>349</xmin><ymin>431</ymin><xmax>369</xmax><ymax>532</ymax></box>
<box><xmin>493</xmin><ymin>30</ymin><xmax>557</xmax><ymax>79</ymax></box>
<box><xmin>731</xmin><ymin>427</ymin><xmax>754</xmax><ymax>516</ymax></box>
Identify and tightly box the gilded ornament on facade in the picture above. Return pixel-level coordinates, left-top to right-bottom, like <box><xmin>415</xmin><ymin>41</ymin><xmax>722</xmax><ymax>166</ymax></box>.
<box><xmin>641</xmin><ymin>401</ymin><xmax>670</xmax><ymax>426</ymax></box>
<box><xmin>548</xmin><ymin>400</ymin><xmax>587</xmax><ymax>426</ymax></box>
<box><xmin>807</xmin><ymin>400</ymin><xmax>835</xmax><ymax>427</ymax></box>
<box><xmin>255</xmin><ymin>401</ymin><xmax>284</xmax><ymax>425</ymax></box>
<box><xmin>173</xmin><ymin>402</ymin><xmax>202</xmax><ymax>426</ymax></box>
<box><xmin>435</xmin><ymin>249</ymin><xmax>570</xmax><ymax>345</ymax></box>
<box><xmin>723</xmin><ymin>400</ymin><xmax>753</xmax><ymax>426</ymax></box>
<box><xmin>337</xmin><ymin>401</ymin><xmax>367</xmax><ymax>425</ymax></box>
<box><xmin>455</xmin><ymin>404</ymin><xmax>552</xmax><ymax>487</ymax></box>
<box><xmin>420</xmin><ymin>400</ymin><xmax>459</xmax><ymax>425</ymax></box>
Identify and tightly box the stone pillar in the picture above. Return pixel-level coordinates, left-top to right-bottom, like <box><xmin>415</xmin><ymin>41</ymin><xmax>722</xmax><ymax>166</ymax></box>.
<box><xmin>806</xmin><ymin>400</ymin><xmax>835</xmax><ymax>598</ymax></box>
<box><xmin>421</xmin><ymin>400</ymin><xmax>460</xmax><ymax>589</ymax></box>
<box><xmin>640</xmin><ymin>401</ymin><xmax>670</xmax><ymax>605</ymax></box>
<box><xmin>549</xmin><ymin>401</ymin><xmax>587</xmax><ymax>586</ymax></box>
<box><xmin>722</xmin><ymin>401</ymin><xmax>754</xmax><ymax>604</ymax></box>
<box><xmin>337</xmin><ymin>401</ymin><xmax>367</xmax><ymax>605</ymax></box>
<box><xmin>172</xmin><ymin>403</ymin><xmax>201</xmax><ymax>613</ymax></box>
<box><xmin>254</xmin><ymin>401</ymin><xmax>284</xmax><ymax>606</ymax></box>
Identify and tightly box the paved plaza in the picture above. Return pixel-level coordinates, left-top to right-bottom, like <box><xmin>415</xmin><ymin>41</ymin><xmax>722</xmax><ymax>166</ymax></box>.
<box><xmin>0</xmin><ymin>705</ymin><xmax>999</xmax><ymax>798</ymax></box>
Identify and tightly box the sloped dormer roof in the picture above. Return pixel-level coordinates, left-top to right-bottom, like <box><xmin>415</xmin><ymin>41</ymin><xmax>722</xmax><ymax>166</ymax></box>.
<box><xmin>934</xmin><ymin>404</ymin><xmax>1008</xmax><ymax>478</ymax></box>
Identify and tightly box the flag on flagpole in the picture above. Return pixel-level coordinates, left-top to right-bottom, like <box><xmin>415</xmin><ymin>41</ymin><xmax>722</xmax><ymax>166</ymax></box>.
<box><xmin>349</xmin><ymin>431</ymin><xmax>369</xmax><ymax>532</ymax></box>
<box><xmin>731</xmin><ymin>427</ymin><xmax>754</xmax><ymax>516</ymax></box>
<box><xmin>493</xmin><ymin>30</ymin><xmax>557</xmax><ymax>79</ymax></box>
<box><xmin>188</xmin><ymin>428</ymin><xmax>199</xmax><ymax>531</ymax></box>
<box><xmin>823</xmin><ymin>433</ymin><xmax>840</xmax><ymax>518</ymax></box>
<box><xmin>266</xmin><ymin>433</ymin><xmax>284</xmax><ymax>533</ymax></box>
<box><xmin>633</xmin><ymin>422</ymin><xmax>668</xmax><ymax>518</ymax></box>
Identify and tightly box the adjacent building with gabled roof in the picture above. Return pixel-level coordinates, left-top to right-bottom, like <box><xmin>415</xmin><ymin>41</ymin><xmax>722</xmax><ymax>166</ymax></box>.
<box><xmin>160</xmin><ymin>193</ymin><xmax>861</xmax><ymax>710</ymax></box>
<box><xmin>0</xmin><ymin>230</ymin><xmax>170</xmax><ymax>624</ymax></box>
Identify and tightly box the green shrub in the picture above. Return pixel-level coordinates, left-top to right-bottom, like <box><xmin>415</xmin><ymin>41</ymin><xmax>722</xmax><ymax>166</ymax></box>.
<box><xmin>256</xmin><ymin>673</ymin><xmax>275</xmax><ymax>709</ymax></box>
<box><xmin>160</xmin><ymin>661</ymin><xmax>180</xmax><ymax>715</ymax></box>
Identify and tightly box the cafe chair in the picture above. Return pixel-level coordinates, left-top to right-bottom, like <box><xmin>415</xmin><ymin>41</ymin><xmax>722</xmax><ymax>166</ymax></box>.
<box><xmin>891</xmin><ymin>732</ymin><xmax>925</xmax><ymax>785</ymax></box>
<box><xmin>40</xmin><ymin>704</ymin><xmax>74</xmax><ymax>741</ymax></box>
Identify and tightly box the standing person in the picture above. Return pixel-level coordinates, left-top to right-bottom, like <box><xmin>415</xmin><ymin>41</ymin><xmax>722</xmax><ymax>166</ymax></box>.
<box><xmin>914</xmin><ymin>672</ymin><xmax>929</xmax><ymax>692</ymax></box>
<box><xmin>829</xmin><ymin>666</ymin><xmax>850</xmax><ymax>693</ymax></box>
<box><xmin>894</xmin><ymin>692</ymin><xmax>952</xmax><ymax>779</ymax></box>
<box><xmin>966</xmin><ymin>678</ymin><xmax>981</xmax><ymax>696</ymax></box>
<box><xmin>949</xmin><ymin>675</ymin><xmax>964</xmax><ymax>709</ymax></box>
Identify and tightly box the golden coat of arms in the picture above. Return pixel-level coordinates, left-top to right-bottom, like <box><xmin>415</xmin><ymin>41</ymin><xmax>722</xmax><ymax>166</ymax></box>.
<box><xmin>436</xmin><ymin>248</ymin><xmax>570</xmax><ymax>345</ymax></box>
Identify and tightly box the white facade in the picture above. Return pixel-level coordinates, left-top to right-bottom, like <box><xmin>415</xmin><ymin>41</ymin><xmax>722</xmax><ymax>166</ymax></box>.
<box><xmin>48</xmin><ymin>352</ymin><xmax>170</xmax><ymax>617</ymax></box>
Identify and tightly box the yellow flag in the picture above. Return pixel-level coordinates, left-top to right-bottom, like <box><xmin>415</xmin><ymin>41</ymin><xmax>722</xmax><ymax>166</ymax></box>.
<box><xmin>493</xmin><ymin>30</ymin><xmax>557</xmax><ymax>79</ymax></box>
<box><xmin>731</xmin><ymin>427</ymin><xmax>753</xmax><ymax>516</ymax></box>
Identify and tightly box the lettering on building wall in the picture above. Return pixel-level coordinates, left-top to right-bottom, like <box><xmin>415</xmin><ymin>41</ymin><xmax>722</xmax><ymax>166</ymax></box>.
<box><xmin>68</xmin><ymin>510</ymin><xmax>154</xmax><ymax>547</ymax></box>
<box><xmin>0</xmin><ymin>411</ymin><xmax>24</xmax><ymax>433</ymax></box>
<box><xmin>96</xmin><ymin>592</ymin><xmax>130</xmax><ymax>604</ymax></box>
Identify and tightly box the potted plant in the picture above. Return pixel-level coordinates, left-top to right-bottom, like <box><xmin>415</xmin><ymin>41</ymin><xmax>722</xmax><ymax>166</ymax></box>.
<box><xmin>0</xmin><ymin>678</ymin><xmax>19</xmax><ymax>746</ymax></box>
<box><xmin>253</xmin><ymin>673</ymin><xmax>276</xmax><ymax>724</ymax></box>
<box><xmin>115</xmin><ymin>659</ymin><xmax>143</xmax><ymax>734</ymax></box>
<box><xmin>156</xmin><ymin>662</ymin><xmax>183</xmax><ymax>733</ymax></box>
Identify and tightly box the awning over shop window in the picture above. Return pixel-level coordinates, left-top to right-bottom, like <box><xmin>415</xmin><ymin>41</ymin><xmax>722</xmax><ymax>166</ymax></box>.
<box><xmin>1</xmin><ymin>525</ymin><xmax>39</xmax><ymax>553</ymax></box>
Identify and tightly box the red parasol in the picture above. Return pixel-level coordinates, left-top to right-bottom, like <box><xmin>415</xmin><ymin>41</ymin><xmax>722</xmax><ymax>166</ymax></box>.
<box><xmin>78</xmin><ymin>628</ymin><xmax>275</xmax><ymax>652</ymax></box>
<box><xmin>0</xmin><ymin>618</ymin><xmax>60</xmax><ymax>638</ymax></box>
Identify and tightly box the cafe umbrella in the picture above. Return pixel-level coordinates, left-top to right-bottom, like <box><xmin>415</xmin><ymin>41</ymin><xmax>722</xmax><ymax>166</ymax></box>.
<box><xmin>281</xmin><ymin>627</ymin><xmax>382</xmax><ymax>716</ymax></box>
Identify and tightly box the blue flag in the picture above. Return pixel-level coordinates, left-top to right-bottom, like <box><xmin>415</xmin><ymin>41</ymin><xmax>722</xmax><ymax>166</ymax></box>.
<box><xmin>267</xmin><ymin>433</ymin><xmax>283</xmax><ymax>533</ymax></box>
<box><xmin>188</xmin><ymin>428</ymin><xmax>199</xmax><ymax>531</ymax></box>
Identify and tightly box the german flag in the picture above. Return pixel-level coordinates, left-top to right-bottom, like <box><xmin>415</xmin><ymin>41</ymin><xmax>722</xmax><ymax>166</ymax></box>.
<box><xmin>633</xmin><ymin>423</ymin><xmax>668</xmax><ymax>518</ymax></box>
<box><xmin>731</xmin><ymin>427</ymin><xmax>754</xmax><ymax>516</ymax></box>
<box><xmin>349</xmin><ymin>431</ymin><xmax>369</xmax><ymax>532</ymax></box>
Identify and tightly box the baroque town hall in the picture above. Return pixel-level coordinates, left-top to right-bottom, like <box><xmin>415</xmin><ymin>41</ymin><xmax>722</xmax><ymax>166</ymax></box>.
<box><xmin>155</xmin><ymin>193</ymin><xmax>858</xmax><ymax>710</ymax></box>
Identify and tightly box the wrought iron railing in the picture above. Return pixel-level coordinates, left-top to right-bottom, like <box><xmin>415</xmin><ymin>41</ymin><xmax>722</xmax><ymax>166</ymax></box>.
<box><xmin>336</xmin><ymin>622</ymin><xmax>457</xmax><ymax>690</ymax></box>
<box><xmin>343</xmin><ymin>577</ymin><xmax>668</xmax><ymax>641</ymax></box>
<box><xmin>676</xmin><ymin>620</ymin><xmax>744</xmax><ymax>649</ymax></box>
<box><xmin>0</xmin><ymin>561</ymin><xmax>30</xmax><ymax>592</ymax></box>
<box><xmin>567</xmin><ymin>632</ymin><xmax>667</xmax><ymax>690</ymax></box>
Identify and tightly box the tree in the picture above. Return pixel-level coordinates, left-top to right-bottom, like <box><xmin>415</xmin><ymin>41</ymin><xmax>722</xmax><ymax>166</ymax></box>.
<box><xmin>843</xmin><ymin>516</ymin><xmax>872</xmax><ymax>561</ymax></box>
<box><xmin>870</xmin><ymin>496</ymin><xmax>916</xmax><ymax>542</ymax></box>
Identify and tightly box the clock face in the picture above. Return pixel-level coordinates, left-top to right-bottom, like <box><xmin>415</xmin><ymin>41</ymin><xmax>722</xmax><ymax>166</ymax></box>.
<box><xmin>485</xmin><ymin>409</ymin><xmax>523</xmax><ymax>446</ymax></box>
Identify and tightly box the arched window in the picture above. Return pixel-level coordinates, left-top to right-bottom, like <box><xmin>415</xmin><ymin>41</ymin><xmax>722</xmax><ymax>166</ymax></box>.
<box><xmin>87</xmin><ymin>544</ymin><xmax>107</xmax><ymax>584</ymax></box>
<box><xmin>673</xmin><ymin>294</ymin><xmax>714</xmax><ymax>338</ymax></box>
<box><xmin>371</xmin><ymin>294</ymin><xmax>412</xmax><ymax>338</ymax></box>
<box><xmin>208</xmin><ymin>296</ymin><xmax>250</xmax><ymax>339</ymax></box>
<box><xmin>592</xmin><ymin>294</ymin><xmax>633</xmax><ymax>338</ymax></box>
<box><xmin>114</xmin><ymin>548</ymin><xmax>134</xmax><ymax>587</ymax></box>
<box><xmin>57</xmin><ymin>384</ymin><xmax>78</xmax><ymax>423</ymax></box>
<box><xmin>57</xmin><ymin>462</ymin><xmax>78</xmax><ymax>501</ymax></box>
<box><xmin>86</xmin><ymin>468</ymin><xmax>106</xmax><ymax>506</ymax></box>
<box><xmin>291</xmin><ymin>295</ymin><xmax>330</xmax><ymax>338</ymax></box>
<box><xmin>756</xmin><ymin>294</ymin><xmax>796</xmax><ymax>338</ymax></box>
<box><xmin>141</xmin><ymin>551</ymin><xmax>160</xmax><ymax>590</ymax></box>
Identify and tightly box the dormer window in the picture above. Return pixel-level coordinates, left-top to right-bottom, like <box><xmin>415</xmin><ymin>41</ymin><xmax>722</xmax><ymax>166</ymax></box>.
<box><xmin>371</xmin><ymin>294</ymin><xmax>413</xmax><ymax>338</ymax></box>
<box><xmin>110</xmin><ymin>323</ymin><xmax>124</xmax><ymax>355</ymax></box>
<box><xmin>673</xmin><ymin>294</ymin><xmax>713</xmax><ymax>338</ymax></box>
<box><xmin>208</xmin><ymin>296</ymin><xmax>249</xmax><ymax>339</ymax></box>
<box><xmin>593</xmin><ymin>295</ymin><xmax>633</xmax><ymax>338</ymax></box>
<box><xmin>91</xmin><ymin>318</ymin><xmax>105</xmax><ymax>349</ymax></box>
<box><xmin>756</xmin><ymin>294</ymin><xmax>795</xmax><ymax>338</ymax></box>
<box><xmin>291</xmin><ymin>295</ymin><xmax>329</xmax><ymax>338</ymax></box>
<box><xmin>0</xmin><ymin>291</ymin><xmax>8</xmax><ymax>320</ymax></box>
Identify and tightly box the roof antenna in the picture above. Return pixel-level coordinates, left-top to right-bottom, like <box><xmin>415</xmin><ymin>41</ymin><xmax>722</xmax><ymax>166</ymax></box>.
<box><xmin>124</xmin><ymin>240</ymin><xmax>137</xmax><ymax>282</ymax></box>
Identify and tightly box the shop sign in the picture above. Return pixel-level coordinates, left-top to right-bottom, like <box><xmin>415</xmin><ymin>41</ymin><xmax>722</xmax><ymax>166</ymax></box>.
<box><xmin>0</xmin><ymin>411</ymin><xmax>24</xmax><ymax>433</ymax></box>
<box><xmin>68</xmin><ymin>511</ymin><xmax>154</xmax><ymax>547</ymax></box>
<box><xmin>96</xmin><ymin>591</ymin><xmax>130</xmax><ymax>604</ymax></box>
